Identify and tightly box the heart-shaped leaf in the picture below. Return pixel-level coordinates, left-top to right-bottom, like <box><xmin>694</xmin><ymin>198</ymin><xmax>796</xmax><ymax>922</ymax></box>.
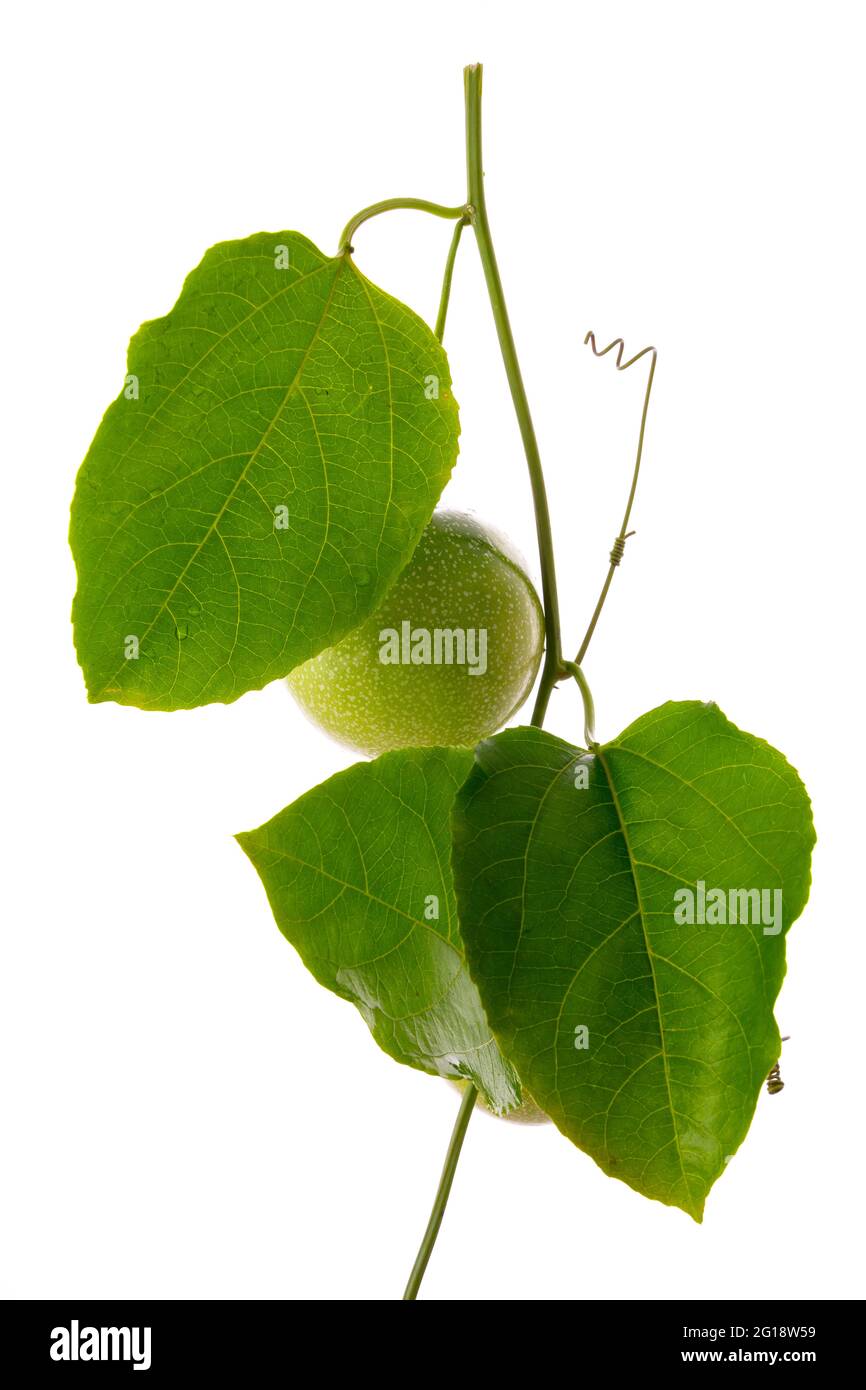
<box><xmin>452</xmin><ymin>701</ymin><xmax>815</xmax><ymax>1218</ymax></box>
<box><xmin>70</xmin><ymin>231</ymin><xmax>459</xmax><ymax>709</ymax></box>
<box><xmin>237</xmin><ymin>747</ymin><xmax>521</xmax><ymax>1114</ymax></box>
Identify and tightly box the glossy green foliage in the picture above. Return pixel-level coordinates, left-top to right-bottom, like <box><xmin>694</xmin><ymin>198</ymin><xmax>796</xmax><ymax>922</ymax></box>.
<box><xmin>452</xmin><ymin>702</ymin><xmax>815</xmax><ymax>1218</ymax></box>
<box><xmin>237</xmin><ymin>747</ymin><xmax>521</xmax><ymax>1115</ymax></box>
<box><xmin>70</xmin><ymin>232</ymin><xmax>459</xmax><ymax>709</ymax></box>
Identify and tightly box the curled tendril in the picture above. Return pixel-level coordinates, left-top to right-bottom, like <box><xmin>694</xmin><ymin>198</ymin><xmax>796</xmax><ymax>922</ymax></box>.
<box><xmin>573</xmin><ymin>332</ymin><xmax>658</xmax><ymax>669</ymax></box>
<box><xmin>584</xmin><ymin>330</ymin><xmax>657</xmax><ymax>374</ymax></box>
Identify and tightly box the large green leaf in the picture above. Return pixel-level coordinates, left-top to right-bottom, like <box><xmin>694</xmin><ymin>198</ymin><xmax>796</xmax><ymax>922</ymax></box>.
<box><xmin>70</xmin><ymin>231</ymin><xmax>459</xmax><ymax>709</ymax></box>
<box><xmin>452</xmin><ymin>701</ymin><xmax>815</xmax><ymax>1219</ymax></box>
<box><xmin>237</xmin><ymin>747</ymin><xmax>521</xmax><ymax>1115</ymax></box>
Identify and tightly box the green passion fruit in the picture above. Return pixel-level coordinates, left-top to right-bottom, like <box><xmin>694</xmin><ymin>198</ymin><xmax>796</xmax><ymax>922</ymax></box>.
<box><xmin>287</xmin><ymin>510</ymin><xmax>545</xmax><ymax>755</ymax></box>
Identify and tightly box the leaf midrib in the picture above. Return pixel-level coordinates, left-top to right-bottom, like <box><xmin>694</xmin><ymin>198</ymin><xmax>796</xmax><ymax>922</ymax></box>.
<box><xmin>595</xmin><ymin>745</ymin><xmax>696</xmax><ymax>1213</ymax></box>
<box><xmin>99</xmin><ymin>250</ymin><xmax>334</xmax><ymax>489</ymax></box>
<box><xmin>91</xmin><ymin>255</ymin><xmax>349</xmax><ymax>699</ymax></box>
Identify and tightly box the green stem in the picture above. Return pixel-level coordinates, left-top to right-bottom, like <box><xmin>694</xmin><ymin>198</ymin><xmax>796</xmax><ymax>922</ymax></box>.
<box><xmin>561</xmin><ymin>661</ymin><xmax>597</xmax><ymax>748</ymax></box>
<box><xmin>463</xmin><ymin>63</ymin><xmax>565</xmax><ymax>728</ymax></box>
<box><xmin>403</xmin><ymin>62</ymin><xmax>569</xmax><ymax>1303</ymax></box>
<box><xmin>339</xmin><ymin>198</ymin><xmax>468</xmax><ymax>254</ymax></box>
<box><xmin>434</xmin><ymin>215</ymin><xmax>469</xmax><ymax>342</ymax></box>
<box><xmin>402</xmin><ymin>1083</ymin><xmax>477</xmax><ymax>1301</ymax></box>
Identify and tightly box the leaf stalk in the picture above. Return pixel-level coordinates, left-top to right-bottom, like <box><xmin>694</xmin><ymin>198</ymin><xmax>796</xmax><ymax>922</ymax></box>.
<box><xmin>338</xmin><ymin>198</ymin><xmax>468</xmax><ymax>254</ymax></box>
<box><xmin>561</xmin><ymin>660</ymin><xmax>597</xmax><ymax>747</ymax></box>
<box><xmin>434</xmin><ymin>214</ymin><xmax>470</xmax><ymax>342</ymax></box>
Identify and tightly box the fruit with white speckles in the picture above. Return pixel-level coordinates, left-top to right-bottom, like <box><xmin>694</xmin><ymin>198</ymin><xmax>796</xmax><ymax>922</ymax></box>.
<box><xmin>287</xmin><ymin>510</ymin><xmax>544</xmax><ymax>755</ymax></box>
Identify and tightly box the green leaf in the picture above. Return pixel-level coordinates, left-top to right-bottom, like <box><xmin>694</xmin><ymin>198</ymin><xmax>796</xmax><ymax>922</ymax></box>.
<box><xmin>452</xmin><ymin>701</ymin><xmax>815</xmax><ymax>1219</ymax></box>
<box><xmin>237</xmin><ymin>747</ymin><xmax>521</xmax><ymax>1115</ymax></box>
<box><xmin>70</xmin><ymin>231</ymin><xmax>459</xmax><ymax>709</ymax></box>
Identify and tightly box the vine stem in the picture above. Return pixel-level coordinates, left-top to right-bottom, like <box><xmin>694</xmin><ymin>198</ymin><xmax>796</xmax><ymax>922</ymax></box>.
<box><xmin>402</xmin><ymin>1082</ymin><xmax>477</xmax><ymax>1301</ymax></box>
<box><xmin>339</xmin><ymin>198</ymin><xmax>468</xmax><ymax>254</ymax></box>
<box><xmin>403</xmin><ymin>62</ymin><xmax>570</xmax><ymax>1302</ymax></box>
<box><xmin>463</xmin><ymin>64</ymin><xmax>565</xmax><ymax>727</ymax></box>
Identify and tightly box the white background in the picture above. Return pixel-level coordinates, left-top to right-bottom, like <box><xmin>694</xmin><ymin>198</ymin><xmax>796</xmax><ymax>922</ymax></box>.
<box><xmin>2</xmin><ymin>0</ymin><xmax>863</xmax><ymax>1301</ymax></box>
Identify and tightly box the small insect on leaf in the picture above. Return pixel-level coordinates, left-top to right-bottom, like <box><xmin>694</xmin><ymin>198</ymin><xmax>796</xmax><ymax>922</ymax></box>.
<box><xmin>766</xmin><ymin>1035</ymin><xmax>791</xmax><ymax>1095</ymax></box>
